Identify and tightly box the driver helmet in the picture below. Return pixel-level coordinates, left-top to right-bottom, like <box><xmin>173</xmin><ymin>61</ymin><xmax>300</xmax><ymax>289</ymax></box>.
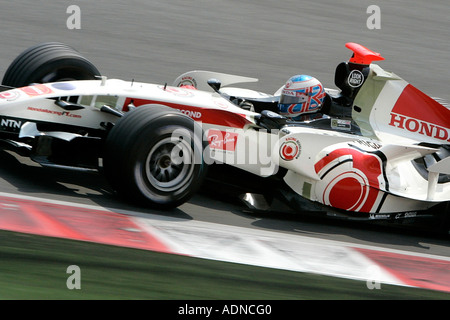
<box><xmin>278</xmin><ymin>75</ymin><xmax>325</xmax><ymax>119</ymax></box>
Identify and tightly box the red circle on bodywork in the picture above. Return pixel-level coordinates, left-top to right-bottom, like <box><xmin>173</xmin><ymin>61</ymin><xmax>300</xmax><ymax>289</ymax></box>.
<box><xmin>280</xmin><ymin>141</ymin><xmax>300</xmax><ymax>161</ymax></box>
<box><xmin>328</xmin><ymin>177</ymin><xmax>365</xmax><ymax>211</ymax></box>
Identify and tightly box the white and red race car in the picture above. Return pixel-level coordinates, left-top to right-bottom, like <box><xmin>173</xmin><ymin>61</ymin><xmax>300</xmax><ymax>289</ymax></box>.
<box><xmin>0</xmin><ymin>42</ymin><xmax>449</xmax><ymax>229</ymax></box>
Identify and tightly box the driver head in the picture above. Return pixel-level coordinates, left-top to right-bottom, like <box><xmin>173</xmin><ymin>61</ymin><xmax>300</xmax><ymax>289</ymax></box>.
<box><xmin>278</xmin><ymin>75</ymin><xmax>325</xmax><ymax>119</ymax></box>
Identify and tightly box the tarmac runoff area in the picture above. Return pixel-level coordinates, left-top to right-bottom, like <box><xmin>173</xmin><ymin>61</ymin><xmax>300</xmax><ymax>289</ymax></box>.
<box><xmin>0</xmin><ymin>191</ymin><xmax>448</xmax><ymax>294</ymax></box>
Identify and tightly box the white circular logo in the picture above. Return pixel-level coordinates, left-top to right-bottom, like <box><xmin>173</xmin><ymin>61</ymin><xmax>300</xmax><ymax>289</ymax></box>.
<box><xmin>348</xmin><ymin>70</ymin><xmax>364</xmax><ymax>88</ymax></box>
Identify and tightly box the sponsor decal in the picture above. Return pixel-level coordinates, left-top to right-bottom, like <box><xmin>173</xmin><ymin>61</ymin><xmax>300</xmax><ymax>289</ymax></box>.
<box><xmin>389</xmin><ymin>112</ymin><xmax>450</xmax><ymax>142</ymax></box>
<box><xmin>388</xmin><ymin>84</ymin><xmax>450</xmax><ymax>142</ymax></box>
<box><xmin>177</xmin><ymin>76</ymin><xmax>197</xmax><ymax>88</ymax></box>
<box><xmin>177</xmin><ymin>109</ymin><xmax>202</xmax><ymax>119</ymax></box>
<box><xmin>0</xmin><ymin>117</ymin><xmax>23</xmax><ymax>132</ymax></box>
<box><xmin>347</xmin><ymin>70</ymin><xmax>364</xmax><ymax>88</ymax></box>
<box><xmin>20</xmin><ymin>84</ymin><xmax>54</xmax><ymax>96</ymax></box>
<box><xmin>27</xmin><ymin>107</ymin><xmax>82</xmax><ymax>118</ymax></box>
<box><xmin>207</xmin><ymin>129</ymin><xmax>238</xmax><ymax>151</ymax></box>
<box><xmin>121</xmin><ymin>98</ymin><xmax>251</xmax><ymax>129</ymax></box>
<box><xmin>395</xmin><ymin>212</ymin><xmax>417</xmax><ymax>219</ymax></box>
<box><xmin>279</xmin><ymin>137</ymin><xmax>301</xmax><ymax>161</ymax></box>
<box><xmin>0</xmin><ymin>90</ymin><xmax>20</xmax><ymax>101</ymax></box>
<box><xmin>331</xmin><ymin>119</ymin><xmax>351</xmax><ymax>131</ymax></box>
<box><xmin>353</xmin><ymin>139</ymin><xmax>382</xmax><ymax>150</ymax></box>
<box><xmin>51</xmin><ymin>83</ymin><xmax>76</xmax><ymax>91</ymax></box>
<box><xmin>369</xmin><ymin>213</ymin><xmax>391</xmax><ymax>220</ymax></box>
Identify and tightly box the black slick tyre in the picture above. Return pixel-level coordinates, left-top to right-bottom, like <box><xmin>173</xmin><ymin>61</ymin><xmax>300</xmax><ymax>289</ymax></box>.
<box><xmin>103</xmin><ymin>105</ymin><xmax>208</xmax><ymax>209</ymax></box>
<box><xmin>2</xmin><ymin>42</ymin><xmax>100</xmax><ymax>87</ymax></box>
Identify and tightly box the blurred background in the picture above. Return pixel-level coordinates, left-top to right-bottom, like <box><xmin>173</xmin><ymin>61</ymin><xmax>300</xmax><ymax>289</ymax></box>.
<box><xmin>0</xmin><ymin>0</ymin><xmax>449</xmax><ymax>300</ymax></box>
<box><xmin>0</xmin><ymin>0</ymin><xmax>448</xmax><ymax>100</ymax></box>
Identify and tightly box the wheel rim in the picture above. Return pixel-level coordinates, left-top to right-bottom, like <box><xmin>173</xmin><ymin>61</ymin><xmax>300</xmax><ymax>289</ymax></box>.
<box><xmin>145</xmin><ymin>136</ymin><xmax>195</xmax><ymax>192</ymax></box>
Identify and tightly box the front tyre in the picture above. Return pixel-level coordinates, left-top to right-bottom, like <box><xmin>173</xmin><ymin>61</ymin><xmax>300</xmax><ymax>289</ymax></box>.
<box><xmin>103</xmin><ymin>106</ymin><xmax>208</xmax><ymax>209</ymax></box>
<box><xmin>2</xmin><ymin>42</ymin><xmax>100</xmax><ymax>87</ymax></box>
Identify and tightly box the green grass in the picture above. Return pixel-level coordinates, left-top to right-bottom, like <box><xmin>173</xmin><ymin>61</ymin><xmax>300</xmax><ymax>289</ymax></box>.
<box><xmin>0</xmin><ymin>230</ymin><xmax>448</xmax><ymax>300</ymax></box>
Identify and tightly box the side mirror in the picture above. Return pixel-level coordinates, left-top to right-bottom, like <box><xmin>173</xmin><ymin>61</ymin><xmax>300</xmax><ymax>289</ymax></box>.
<box><xmin>207</xmin><ymin>78</ymin><xmax>221</xmax><ymax>92</ymax></box>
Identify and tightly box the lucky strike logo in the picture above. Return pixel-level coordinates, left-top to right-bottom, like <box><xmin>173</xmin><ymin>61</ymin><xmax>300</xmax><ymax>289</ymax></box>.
<box><xmin>388</xmin><ymin>112</ymin><xmax>450</xmax><ymax>142</ymax></box>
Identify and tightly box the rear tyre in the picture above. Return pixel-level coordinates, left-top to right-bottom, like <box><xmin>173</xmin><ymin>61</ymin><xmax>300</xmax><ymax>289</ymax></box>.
<box><xmin>103</xmin><ymin>105</ymin><xmax>208</xmax><ymax>209</ymax></box>
<box><xmin>2</xmin><ymin>42</ymin><xmax>100</xmax><ymax>87</ymax></box>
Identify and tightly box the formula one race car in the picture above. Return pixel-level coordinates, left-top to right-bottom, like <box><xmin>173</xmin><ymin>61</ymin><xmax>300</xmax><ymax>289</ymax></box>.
<box><xmin>0</xmin><ymin>42</ymin><xmax>449</xmax><ymax>230</ymax></box>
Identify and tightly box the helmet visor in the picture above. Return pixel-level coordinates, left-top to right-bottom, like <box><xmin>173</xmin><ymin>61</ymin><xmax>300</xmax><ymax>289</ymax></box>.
<box><xmin>279</xmin><ymin>92</ymin><xmax>309</xmax><ymax>105</ymax></box>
